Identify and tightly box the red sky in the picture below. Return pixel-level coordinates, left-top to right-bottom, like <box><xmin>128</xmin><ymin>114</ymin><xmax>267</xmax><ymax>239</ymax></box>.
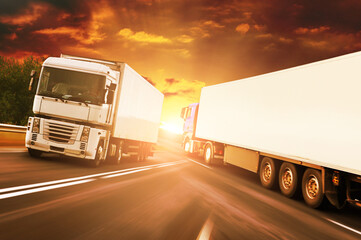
<box><xmin>1</xmin><ymin>0</ymin><xmax>361</xmax><ymax>132</ymax></box>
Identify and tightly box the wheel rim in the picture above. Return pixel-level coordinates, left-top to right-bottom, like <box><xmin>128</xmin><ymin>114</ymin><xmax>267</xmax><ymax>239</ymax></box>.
<box><xmin>184</xmin><ymin>141</ymin><xmax>190</xmax><ymax>152</ymax></box>
<box><xmin>205</xmin><ymin>147</ymin><xmax>211</xmax><ymax>162</ymax></box>
<box><xmin>97</xmin><ymin>145</ymin><xmax>103</xmax><ymax>156</ymax></box>
<box><xmin>262</xmin><ymin>162</ymin><xmax>272</xmax><ymax>182</ymax></box>
<box><xmin>281</xmin><ymin>167</ymin><xmax>293</xmax><ymax>190</ymax></box>
<box><xmin>117</xmin><ymin>147</ymin><xmax>122</xmax><ymax>163</ymax></box>
<box><xmin>305</xmin><ymin>174</ymin><xmax>319</xmax><ymax>199</ymax></box>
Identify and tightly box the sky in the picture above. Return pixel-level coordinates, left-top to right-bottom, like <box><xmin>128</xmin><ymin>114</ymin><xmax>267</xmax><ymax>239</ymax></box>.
<box><xmin>1</xmin><ymin>0</ymin><xmax>361</xmax><ymax>133</ymax></box>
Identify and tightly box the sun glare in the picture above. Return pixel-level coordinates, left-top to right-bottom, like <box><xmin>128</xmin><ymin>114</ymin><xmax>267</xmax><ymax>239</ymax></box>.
<box><xmin>160</xmin><ymin>122</ymin><xmax>183</xmax><ymax>135</ymax></box>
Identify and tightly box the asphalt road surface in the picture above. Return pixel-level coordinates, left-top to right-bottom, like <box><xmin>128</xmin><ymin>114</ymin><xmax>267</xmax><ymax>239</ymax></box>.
<box><xmin>0</xmin><ymin>144</ymin><xmax>360</xmax><ymax>240</ymax></box>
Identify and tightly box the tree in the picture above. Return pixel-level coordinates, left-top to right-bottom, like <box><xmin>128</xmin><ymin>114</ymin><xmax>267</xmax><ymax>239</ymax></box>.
<box><xmin>0</xmin><ymin>56</ymin><xmax>42</xmax><ymax>125</ymax></box>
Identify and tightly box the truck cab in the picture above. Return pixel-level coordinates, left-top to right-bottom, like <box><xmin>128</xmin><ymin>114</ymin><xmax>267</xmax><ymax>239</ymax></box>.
<box><xmin>26</xmin><ymin>56</ymin><xmax>119</xmax><ymax>165</ymax></box>
<box><xmin>180</xmin><ymin>103</ymin><xmax>223</xmax><ymax>163</ymax></box>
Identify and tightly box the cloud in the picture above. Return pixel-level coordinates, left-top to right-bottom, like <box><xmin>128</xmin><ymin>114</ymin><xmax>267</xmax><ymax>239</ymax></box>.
<box><xmin>176</xmin><ymin>34</ymin><xmax>194</xmax><ymax>43</ymax></box>
<box><xmin>118</xmin><ymin>28</ymin><xmax>172</xmax><ymax>44</ymax></box>
<box><xmin>165</xmin><ymin>78</ymin><xmax>180</xmax><ymax>85</ymax></box>
<box><xmin>235</xmin><ymin>23</ymin><xmax>250</xmax><ymax>34</ymax></box>
<box><xmin>159</xmin><ymin>77</ymin><xmax>205</xmax><ymax>101</ymax></box>
<box><xmin>142</xmin><ymin>76</ymin><xmax>156</xmax><ymax>86</ymax></box>
<box><xmin>203</xmin><ymin>20</ymin><xmax>225</xmax><ymax>29</ymax></box>
<box><xmin>34</xmin><ymin>26</ymin><xmax>104</xmax><ymax>45</ymax></box>
<box><xmin>163</xmin><ymin>89</ymin><xmax>194</xmax><ymax>97</ymax></box>
<box><xmin>295</xmin><ymin>26</ymin><xmax>330</xmax><ymax>34</ymax></box>
<box><xmin>0</xmin><ymin>3</ymin><xmax>48</xmax><ymax>26</ymax></box>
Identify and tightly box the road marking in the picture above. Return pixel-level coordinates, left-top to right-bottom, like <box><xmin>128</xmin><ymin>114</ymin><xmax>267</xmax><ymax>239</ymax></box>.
<box><xmin>0</xmin><ymin>160</ymin><xmax>187</xmax><ymax>200</ymax></box>
<box><xmin>102</xmin><ymin>168</ymin><xmax>153</xmax><ymax>179</ymax></box>
<box><xmin>197</xmin><ymin>216</ymin><xmax>214</xmax><ymax>240</ymax></box>
<box><xmin>187</xmin><ymin>158</ymin><xmax>212</xmax><ymax>169</ymax></box>
<box><xmin>102</xmin><ymin>160</ymin><xmax>186</xmax><ymax>179</ymax></box>
<box><xmin>326</xmin><ymin>218</ymin><xmax>361</xmax><ymax>236</ymax></box>
<box><xmin>0</xmin><ymin>179</ymin><xmax>94</xmax><ymax>200</ymax></box>
<box><xmin>0</xmin><ymin>161</ymin><xmax>185</xmax><ymax>194</ymax></box>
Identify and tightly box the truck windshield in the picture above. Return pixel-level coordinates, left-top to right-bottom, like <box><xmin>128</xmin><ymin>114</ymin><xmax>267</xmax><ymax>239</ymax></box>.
<box><xmin>37</xmin><ymin>67</ymin><xmax>106</xmax><ymax>105</ymax></box>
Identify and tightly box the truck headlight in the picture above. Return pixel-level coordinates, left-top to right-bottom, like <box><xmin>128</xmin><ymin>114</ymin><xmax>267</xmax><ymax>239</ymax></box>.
<box><xmin>80</xmin><ymin>126</ymin><xmax>90</xmax><ymax>142</ymax></box>
<box><xmin>32</xmin><ymin>118</ymin><xmax>40</xmax><ymax>133</ymax></box>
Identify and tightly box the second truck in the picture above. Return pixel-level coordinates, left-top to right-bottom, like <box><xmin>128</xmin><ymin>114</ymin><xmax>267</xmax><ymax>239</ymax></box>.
<box><xmin>26</xmin><ymin>54</ymin><xmax>164</xmax><ymax>167</ymax></box>
<box><xmin>181</xmin><ymin>51</ymin><xmax>361</xmax><ymax>209</ymax></box>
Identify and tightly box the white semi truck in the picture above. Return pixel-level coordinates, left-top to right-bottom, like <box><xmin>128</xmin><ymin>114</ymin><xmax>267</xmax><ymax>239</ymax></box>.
<box><xmin>181</xmin><ymin>51</ymin><xmax>361</xmax><ymax>209</ymax></box>
<box><xmin>26</xmin><ymin>54</ymin><xmax>164</xmax><ymax>167</ymax></box>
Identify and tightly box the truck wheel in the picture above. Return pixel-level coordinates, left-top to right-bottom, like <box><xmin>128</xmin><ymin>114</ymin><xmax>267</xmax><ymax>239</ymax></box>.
<box><xmin>204</xmin><ymin>143</ymin><xmax>213</xmax><ymax>165</ymax></box>
<box><xmin>302</xmin><ymin>168</ymin><xmax>324</xmax><ymax>208</ymax></box>
<box><xmin>279</xmin><ymin>162</ymin><xmax>299</xmax><ymax>198</ymax></box>
<box><xmin>90</xmin><ymin>141</ymin><xmax>103</xmax><ymax>167</ymax></box>
<box><xmin>259</xmin><ymin>157</ymin><xmax>278</xmax><ymax>189</ymax></box>
<box><xmin>137</xmin><ymin>143</ymin><xmax>145</xmax><ymax>162</ymax></box>
<box><xmin>28</xmin><ymin>148</ymin><xmax>42</xmax><ymax>158</ymax></box>
<box><xmin>115</xmin><ymin>144</ymin><xmax>122</xmax><ymax>165</ymax></box>
<box><xmin>184</xmin><ymin>140</ymin><xmax>191</xmax><ymax>153</ymax></box>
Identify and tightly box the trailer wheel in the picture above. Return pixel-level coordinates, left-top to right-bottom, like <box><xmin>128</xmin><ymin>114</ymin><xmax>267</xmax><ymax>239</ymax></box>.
<box><xmin>137</xmin><ymin>143</ymin><xmax>145</xmax><ymax>162</ymax></box>
<box><xmin>302</xmin><ymin>168</ymin><xmax>324</xmax><ymax>208</ymax></box>
<box><xmin>204</xmin><ymin>143</ymin><xmax>213</xmax><ymax>165</ymax></box>
<box><xmin>28</xmin><ymin>148</ymin><xmax>43</xmax><ymax>158</ymax></box>
<box><xmin>259</xmin><ymin>157</ymin><xmax>278</xmax><ymax>189</ymax></box>
<box><xmin>90</xmin><ymin>141</ymin><xmax>103</xmax><ymax>167</ymax></box>
<box><xmin>279</xmin><ymin>162</ymin><xmax>300</xmax><ymax>198</ymax></box>
<box><xmin>115</xmin><ymin>143</ymin><xmax>123</xmax><ymax>165</ymax></box>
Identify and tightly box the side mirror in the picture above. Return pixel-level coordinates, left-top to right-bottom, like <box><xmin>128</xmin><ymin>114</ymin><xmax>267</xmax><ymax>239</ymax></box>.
<box><xmin>29</xmin><ymin>70</ymin><xmax>36</xmax><ymax>91</ymax></box>
<box><xmin>180</xmin><ymin>107</ymin><xmax>188</xmax><ymax>119</ymax></box>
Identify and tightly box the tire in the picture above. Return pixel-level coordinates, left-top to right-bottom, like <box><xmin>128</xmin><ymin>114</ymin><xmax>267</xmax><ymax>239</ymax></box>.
<box><xmin>143</xmin><ymin>143</ymin><xmax>149</xmax><ymax>161</ymax></box>
<box><xmin>89</xmin><ymin>141</ymin><xmax>103</xmax><ymax>167</ymax></box>
<box><xmin>115</xmin><ymin>143</ymin><xmax>122</xmax><ymax>165</ymax></box>
<box><xmin>302</xmin><ymin>168</ymin><xmax>324</xmax><ymax>208</ymax></box>
<box><xmin>28</xmin><ymin>148</ymin><xmax>42</xmax><ymax>158</ymax></box>
<box><xmin>184</xmin><ymin>140</ymin><xmax>191</xmax><ymax>153</ymax></box>
<box><xmin>279</xmin><ymin>162</ymin><xmax>300</xmax><ymax>198</ymax></box>
<box><xmin>204</xmin><ymin>143</ymin><xmax>213</xmax><ymax>165</ymax></box>
<box><xmin>259</xmin><ymin>157</ymin><xmax>278</xmax><ymax>189</ymax></box>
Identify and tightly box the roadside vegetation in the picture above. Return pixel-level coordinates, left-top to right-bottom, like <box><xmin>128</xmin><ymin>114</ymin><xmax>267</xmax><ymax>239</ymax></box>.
<box><xmin>0</xmin><ymin>56</ymin><xmax>42</xmax><ymax>125</ymax></box>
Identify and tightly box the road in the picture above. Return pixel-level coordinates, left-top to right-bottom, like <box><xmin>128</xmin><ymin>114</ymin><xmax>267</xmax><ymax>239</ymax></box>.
<box><xmin>0</xmin><ymin>143</ymin><xmax>360</xmax><ymax>240</ymax></box>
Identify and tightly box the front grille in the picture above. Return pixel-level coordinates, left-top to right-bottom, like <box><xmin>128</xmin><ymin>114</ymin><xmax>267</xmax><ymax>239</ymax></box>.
<box><xmin>43</xmin><ymin>120</ymin><xmax>79</xmax><ymax>144</ymax></box>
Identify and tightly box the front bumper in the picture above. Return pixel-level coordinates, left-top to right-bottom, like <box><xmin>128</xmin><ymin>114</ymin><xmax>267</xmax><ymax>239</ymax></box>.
<box><xmin>25</xmin><ymin>117</ymin><xmax>105</xmax><ymax>159</ymax></box>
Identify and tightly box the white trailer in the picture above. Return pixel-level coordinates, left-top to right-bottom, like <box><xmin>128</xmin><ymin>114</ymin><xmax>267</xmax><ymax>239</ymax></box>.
<box><xmin>181</xmin><ymin>51</ymin><xmax>361</xmax><ymax>208</ymax></box>
<box><xmin>26</xmin><ymin>55</ymin><xmax>164</xmax><ymax>167</ymax></box>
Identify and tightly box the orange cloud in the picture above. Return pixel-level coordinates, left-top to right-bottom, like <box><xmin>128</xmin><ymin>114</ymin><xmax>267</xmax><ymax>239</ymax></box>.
<box><xmin>34</xmin><ymin>26</ymin><xmax>104</xmax><ymax>45</ymax></box>
<box><xmin>0</xmin><ymin>3</ymin><xmax>48</xmax><ymax>26</ymax></box>
<box><xmin>6</xmin><ymin>33</ymin><xmax>17</xmax><ymax>40</ymax></box>
<box><xmin>295</xmin><ymin>26</ymin><xmax>330</xmax><ymax>34</ymax></box>
<box><xmin>33</xmin><ymin>1</ymin><xmax>113</xmax><ymax>46</ymax></box>
<box><xmin>203</xmin><ymin>20</ymin><xmax>225</xmax><ymax>29</ymax></box>
<box><xmin>254</xmin><ymin>24</ymin><xmax>266</xmax><ymax>31</ymax></box>
<box><xmin>176</xmin><ymin>34</ymin><xmax>194</xmax><ymax>43</ymax></box>
<box><xmin>235</xmin><ymin>23</ymin><xmax>250</xmax><ymax>34</ymax></box>
<box><xmin>256</xmin><ymin>33</ymin><xmax>272</xmax><ymax>39</ymax></box>
<box><xmin>303</xmin><ymin>40</ymin><xmax>328</xmax><ymax>48</ymax></box>
<box><xmin>118</xmin><ymin>28</ymin><xmax>172</xmax><ymax>44</ymax></box>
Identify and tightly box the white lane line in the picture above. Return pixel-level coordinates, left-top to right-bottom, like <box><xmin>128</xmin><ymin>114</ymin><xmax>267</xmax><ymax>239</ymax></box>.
<box><xmin>0</xmin><ymin>161</ymin><xmax>186</xmax><ymax>200</ymax></box>
<box><xmin>0</xmin><ymin>179</ymin><xmax>94</xmax><ymax>200</ymax></box>
<box><xmin>187</xmin><ymin>158</ymin><xmax>212</xmax><ymax>169</ymax></box>
<box><xmin>326</xmin><ymin>218</ymin><xmax>361</xmax><ymax>236</ymax></box>
<box><xmin>102</xmin><ymin>168</ymin><xmax>153</xmax><ymax>179</ymax></box>
<box><xmin>102</xmin><ymin>160</ymin><xmax>187</xmax><ymax>179</ymax></box>
<box><xmin>197</xmin><ymin>216</ymin><xmax>214</xmax><ymax>240</ymax></box>
<box><xmin>0</xmin><ymin>161</ymin><xmax>183</xmax><ymax>194</ymax></box>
